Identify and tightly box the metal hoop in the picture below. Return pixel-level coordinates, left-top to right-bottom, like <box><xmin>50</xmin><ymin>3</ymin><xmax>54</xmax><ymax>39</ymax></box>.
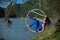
<box><xmin>25</xmin><ymin>9</ymin><xmax>46</xmax><ymax>33</ymax></box>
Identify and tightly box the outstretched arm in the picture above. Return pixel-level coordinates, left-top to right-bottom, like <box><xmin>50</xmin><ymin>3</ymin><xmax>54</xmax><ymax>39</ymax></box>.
<box><xmin>28</xmin><ymin>16</ymin><xmax>36</xmax><ymax>20</ymax></box>
<box><xmin>36</xmin><ymin>18</ymin><xmax>42</xmax><ymax>22</ymax></box>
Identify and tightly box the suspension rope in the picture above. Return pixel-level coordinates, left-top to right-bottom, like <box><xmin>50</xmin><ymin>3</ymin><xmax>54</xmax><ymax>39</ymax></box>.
<box><xmin>39</xmin><ymin>0</ymin><xmax>41</xmax><ymax>10</ymax></box>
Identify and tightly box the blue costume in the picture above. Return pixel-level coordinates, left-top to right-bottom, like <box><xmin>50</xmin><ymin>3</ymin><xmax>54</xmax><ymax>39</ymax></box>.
<box><xmin>29</xmin><ymin>16</ymin><xmax>45</xmax><ymax>32</ymax></box>
<box><xmin>37</xmin><ymin>22</ymin><xmax>45</xmax><ymax>31</ymax></box>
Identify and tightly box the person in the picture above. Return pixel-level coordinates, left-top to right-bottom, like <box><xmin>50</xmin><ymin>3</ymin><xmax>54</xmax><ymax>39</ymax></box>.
<box><xmin>36</xmin><ymin>17</ymin><xmax>51</xmax><ymax>33</ymax></box>
<box><xmin>28</xmin><ymin>16</ymin><xmax>40</xmax><ymax>32</ymax></box>
<box><xmin>4</xmin><ymin>18</ymin><xmax>12</xmax><ymax>28</ymax></box>
<box><xmin>28</xmin><ymin>16</ymin><xmax>51</xmax><ymax>33</ymax></box>
<box><xmin>8</xmin><ymin>19</ymin><xmax>12</xmax><ymax>26</ymax></box>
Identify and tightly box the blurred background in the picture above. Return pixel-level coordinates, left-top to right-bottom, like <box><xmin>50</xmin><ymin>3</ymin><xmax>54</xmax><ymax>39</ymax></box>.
<box><xmin>0</xmin><ymin>0</ymin><xmax>60</xmax><ymax>40</ymax></box>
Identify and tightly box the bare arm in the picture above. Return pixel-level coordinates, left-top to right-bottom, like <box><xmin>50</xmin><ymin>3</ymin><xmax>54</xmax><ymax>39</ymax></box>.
<box><xmin>38</xmin><ymin>24</ymin><xmax>45</xmax><ymax>33</ymax></box>
<box><xmin>36</xmin><ymin>18</ymin><xmax>42</xmax><ymax>22</ymax></box>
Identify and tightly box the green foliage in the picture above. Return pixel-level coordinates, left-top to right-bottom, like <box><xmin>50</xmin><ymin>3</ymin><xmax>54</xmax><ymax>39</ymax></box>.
<box><xmin>2</xmin><ymin>0</ymin><xmax>60</xmax><ymax>18</ymax></box>
<box><xmin>32</xmin><ymin>27</ymin><xmax>56</xmax><ymax>40</ymax></box>
<box><xmin>41</xmin><ymin>0</ymin><xmax>59</xmax><ymax>18</ymax></box>
<box><xmin>32</xmin><ymin>0</ymin><xmax>60</xmax><ymax>40</ymax></box>
<box><xmin>32</xmin><ymin>18</ymin><xmax>60</xmax><ymax>40</ymax></box>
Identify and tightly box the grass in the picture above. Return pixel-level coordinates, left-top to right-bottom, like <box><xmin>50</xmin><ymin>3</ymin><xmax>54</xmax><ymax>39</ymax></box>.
<box><xmin>32</xmin><ymin>26</ymin><xmax>56</xmax><ymax>40</ymax></box>
<box><xmin>32</xmin><ymin>18</ymin><xmax>60</xmax><ymax>40</ymax></box>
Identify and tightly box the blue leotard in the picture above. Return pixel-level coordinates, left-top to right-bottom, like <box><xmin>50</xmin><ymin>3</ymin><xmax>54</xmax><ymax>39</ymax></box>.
<box><xmin>29</xmin><ymin>16</ymin><xmax>39</xmax><ymax>31</ymax></box>
<box><xmin>37</xmin><ymin>22</ymin><xmax>45</xmax><ymax>31</ymax></box>
<box><xmin>29</xmin><ymin>16</ymin><xmax>45</xmax><ymax>31</ymax></box>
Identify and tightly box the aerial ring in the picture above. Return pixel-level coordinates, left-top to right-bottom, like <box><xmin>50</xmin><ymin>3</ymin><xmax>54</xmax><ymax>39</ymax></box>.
<box><xmin>25</xmin><ymin>9</ymin><xmax>46</xmax><ymax>33</ymax></box>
